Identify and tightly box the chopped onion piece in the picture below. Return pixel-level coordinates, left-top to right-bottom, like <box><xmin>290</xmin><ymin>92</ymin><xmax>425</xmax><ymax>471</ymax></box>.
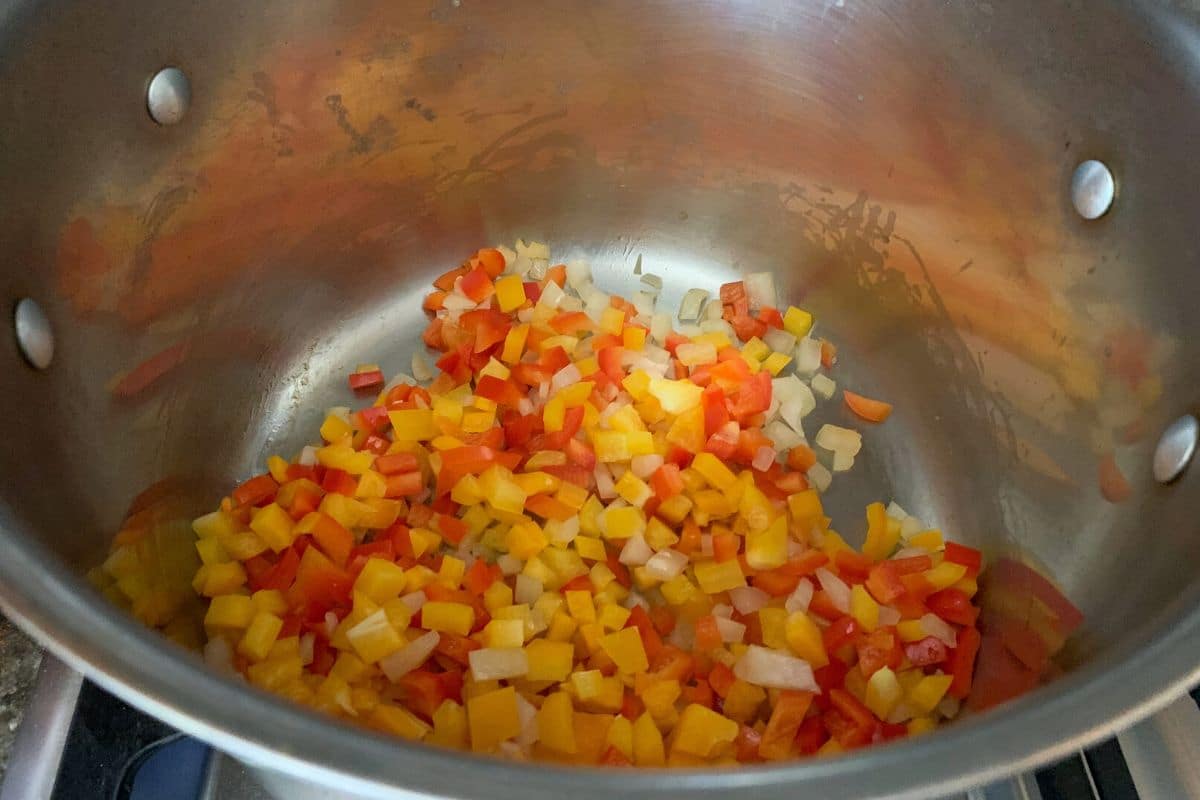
<box><xmin>733</xmin><ymin>645</ymin><xmax>818</xmax><ymax>692</ymax></box>
<box><xmin>700</xmin><ymin>534</ymin><xmax>714</xmax><ymax>558</ymax></box>
<box><xmin>744</xmin><ymin>272</ymin><xmax>776</xmax><ymax>310</ymax></box>
<box><xmin>892</xmin><ymin>546</ymin><xmax>932</xmax><ymax>560</ymax></box>
<box><xmin>619</xmin><ymin>533</ymin><xmax>653</xmax><ymax>566</ymax></box>
<box><xmin>644</xmin><ymin>549</ymin><xmax>689</xmax><ymax>580</ymax></box>
<box><xmin>816</xmin><ymin>567</ymin><xmax>851</xmax><ymax>613</ymax></box>
<box><xmin>752</xmin><ymin>446</ymin><xmax>776</xmax><ymax>472</ymax></box>
<box><xmin>545</xmin><ymin>516</ymin><xmax>580</xmax><ymax>545</ymax></box>
<box><xmin>715</xmin><ymin>616</ymin><xmax>747</xmax><ymax>643</ymax></box>
<box><xmin>298</xmin><ymin>445</ymin><xmax>319</xmax><ymax>466</ymax></box>
<box><xmin>496</xmin><ymin>553</ymin><xmax>523</xmax><ymax>576</ymax></box>
<box><xmin>551</xmin><ymin>363</ymin><xmax>582</xmax><ymax>394</ymax></box>
<box><xmin>678</xmin><ymin>289</ymin><xmax>709</xmax><ymax>321</ymax></box>
<box><xmin>324</xmin><ymin>611</ymin><xmax>340</xmax><ymax>638</ymax></box>
<box><xmin>594</xmin><ymin>464</ymin><xmax>617</xmax><ymax>499</ymax></box>
<box><xmin>763</xmin><ymin>327</ymin><xmax>797</xmax><ymax>354</ymax></box>
<box><xmin>539</xmin><ymin>281</ymin><xmax>565</xmax><ymax>309</ymax></box>
<box><xmin>495</xmin><ymin>244</ymin><xmax>516</xmax><ymax>267</ymax></box>
<box><xmin>558</xmin><ymin>295</ymin><xmax>583</xmax><ymax>313</ymax></box>
<box><xmin>299</xmin><ymin>633</ymin><xmax>315</xmax><ymax>666</ymax></box>
<box><xmin>677</xmin><ymin>323</ymin><xmax>703</xmax><ymax>338</ymax></box>
<box><xmin>900</xmin><ymin>517</ymin><xmax>926</xmax><ymax>539</ymax></box>
<box><xmin>515</xmin><ymin>693</ymin><xmax>539</xmax><ymax>747</ymax></box>
<box><xmin>729</xmin><ymin>586</ymin><xmax>770</xmax><ymax>615</ymax></box>
<box><xmin>649</xmin><ymin>312</ymin><xmax>673</xmax><ymax>344</ymax></box>
<box><xmin>811</xmin><ymin>373</ymin><xmax>837</xmax><ymax>400</ymax></box>
<box><xmin>667</xmin><ymin>618</ymin><xmax>695</xmax><ymax>651</ymax></box>
<box><xmin>886</xmin><ymin>501</ymin><xmax>910</xmax><ymax>520</ymax></box>
<box><xmin>676</xmin><ymin>342</ymin><xmax>717</xmax><ymax>367</ymax></box>
<box><xmin>698</xmin><ymin>319</ymin><xmax>734</xmax><ymax>337</ymax></box>
<box><xmin>515</xmin><ymin>574</ymin><xmax>543</xmax><ymax>605</ymax></box>
<box><xmin>380</xmin><ymin>631</ymin><xmax>440</xmax><ymax>682</ymax></box>
<box><xmin>516</xmin><ymin>239</ymin><xmax>550</xmax><ymax>260</ymax></box>
<box><xmin>832</xmin><ymin>450</ymin><xmax>856</xmax><ymax>473</ymax></box>
<box><xmin>794</xmin><ymin>337</ymin><xmax>822</xmax><ymax>375</ymax></box>
<box><xmin>764</xmin><ymin>420</ymin><xmax>804</xmax><ymax>451</ymax></box>
<box><xmin>203</xmin><ymin>637</ymin><xmax>234</xmax><ymax>672</ymax></box>
<box><xmin>808</xmin><ymin>462</ymin><xmax>833</xmax><ymax>492</ymax></box>
<box><xmin>711</xmin><ymin>603</ymin><xmax>733</xmax><ymax>618</ymax></box>
<box><xmin>878</xmin><ymin>606</ymin><xmax>902</xmax><ymax>627</ymax></box>
<box><xmin>815</xmin><ymin>425</ymin><xmax>863</xmax><ymax>457</ymax></box>
<box><xmin>411</xmin><ymin>352</ymin><xmax>433</xmax><ymax>383</ymax></box>
<box><xmin>785</xmin><ymin>578</ymin><xmax>815</xmax><ymax>613</ymax></box>
<box><xmin>469</xmin><ymin>647</ymin><xmax>530</xmax><ymax>680</ymax></box>
<box><xmin>630</xmin><ymin>454</ymin><xmax>664</xmax><ymax>479</ymax></box>
<box><xmin>920</xmin><ymin>613</ymin><xmax>958</xmax><ymax>647</ymax></box>
<box><xmin>702</xmin><ymin>298</ymin><xmax>725</xmax><ymax>321</ymax></box>
<box><xmin>632</xmin><ymin>291</ymin><xmax>656</xmax><ymax>316</ymax></box>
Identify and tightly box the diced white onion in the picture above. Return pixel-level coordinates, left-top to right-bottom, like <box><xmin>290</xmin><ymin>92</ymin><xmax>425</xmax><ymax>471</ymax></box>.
<box><xmin>733</xmin><ymin>645</ymin><xmax>818</xmax><ymax>692</ymax></box>
<box><xmin>565</xmin><ymin>260</ymin><xmax>592</xmax><ymax>288</ymax></box>
<box><xmin>546</xmin><ymin>516</ymin><xmax>580</xmax><ymax>545</ymax></box>
<box><xmin>399</xmin><ymin>591</ymin><xmax>427</xmax><ymax>613</ymax></box>
<box><xmin>678</xmin><ymin>289</ymin><xmax>709</xmax><ymax>321</ymax></box>
<box><xmin>815</xmin><ymin>425</ymin><xmax>863</xmax><ymax>457</ymax></box>
<box><xmin>515</xmin><ymin>574</ymin><xmax>544</xmax><ymax>605</ymax></box>
<box><xmin>495</xmin><ymin>244</ymin><xmax>516</xmax><ymax>267</ymax></box>
<box><xmin>715</xmin><ymin>616</ymin><xmax>747</xmax><ymax>643</ymax></box>
<box><xmin>763</xmin><ymin>419</ymin><xmax>804</xmax><ymax>451</ymax></box>
<box><xmin>677</xmin><ymin>323</ymin><xmax>703</xmax><ymax>338</ymax></box>
<box><xmin>878</xmin><ymin>606</ymin><xmax>902</xmax><ymax>627</ymax></box>
<box><xmin>442</xmin><ymin>292</ymin><xmax>477</xmax><ymax>311</ymax></box>
<box><xmin>702</xmin><ymin>298</ymin><xmax>725</xmax><ymax>321</ymax></box>
<box><xmin>496</xmin><ymin>553</ymin><xmax>523</xmax><ymax>575</ymax></box>
<box><xmin>298</xmin><ymin>446</ymin><xmax>319</xmax><ymax>466</ymax></box>
<box><xmin>631</xmin><ymin>454</ymin><xmax>664</xmax><ymax>479</ymax></box>
<box><xmin>469</xmin><ymin>647</ymin><xmax>530</xmax><ymax>680</ymax></box>
<box><xmin>811</xmin><ymin>373</ymin><xmax>836</xmax><ymax>400</ymax></box>
<box><xmin>324</xmin><ymin>611</ymin><xmax>340</xmax><ymax>638</ymax></box>
<box><xmin>794</xmin><ymin>338</ymin><xmax>822</xmax><ymax>375</ymax></box>
<box><xmin>411</xmin><ymin>353</ymin><xmax>433</xmax><ymax>383</ymax></box>
<box><xmin>886</xmin><ymin>501</ymin><xmax>910</xmax><ymax>520</ymax></box>
<box><xmin>700</xmin><ymin>534</ymin><xmax>714</xmax><ymax>558</ymax></box>
<box><xmin>619</xmin><ymin>533</ymin><xmax>654</xmax><ymax>566</ymax></box>
<box><xmin>299</xmin><ymin>633</ymin><xmax>315</xmax><ymax>666</ymax></box>
<box><xmin>893</xmin><ymin>546</ymin><xmax>932</xmax><ymax>560</ymax></box>
<box><xmin>515</xmin><ymin>693</ymin><xmax>540</xmax><ymax>747</ymax></box>
<box><xmin>667</xmin><ymin>618</ymin><xmax>695</xmax><ymax>651</ymax></box>
<box><xmin>551</xmin><ymin>363</ymin><xmax>582</xmax><ymax>394</ymax></box>
<box><xmin>816</xmin><ymin>567</ymin><xmax>851</xmax><ymax>613</ymax></box>
<box><xmin>711</xmin><ymin>603</ymin><xmax>733</xmax><ymax>618</ymax></box>
<box><xmin>515</xmin><ymin>239</ymin><xmax>551</xmax><ymax>261</ymax></box>
<box><xmin>649</xmin><ymin>313</ymin><xmax>673</xmax><ymax>344</ymax></box>
<box><xmin>729</xmin><ymin>586</ymin><xmax>770</xmax><ymax>615</ymax></box>
<box><xmin>900</xmin><ymin>517</ymin><xmax>926</xmax><ymax>539</ymax></box>
<box><xmin>594</xmin><ymin>464</ymin><xmax>617</xmax><ymax>499</ymax></box>
<box><xmin>558</xmin><ymin>295</ymin><xmax>583</xmax><ymax>313</ymax></box>
<box><xmin>763</xmin><ymin>327</ymin><xmax>797</xmax><ymax>354</ymax></box>
<box><xmin>698</xmin><ymin>319</ymin><xmax>734</xmax><ymax>338</ymax></box>
<box><xmin>832</xmin><ymin>449</ymin><xmax>856</xmax><ymax>473</ymax></box>
<box><xmin>632</xmin><ymin>291</ymin><xmax>657</xmax><ymax>316</ymax></box>
<box><xmin>744</xmin><ymin>272</ymin><xmax>776</xmax><ymax>310</ymax></box>
<box><xmin>785</xmin><ymin>578</ymin><xmax>815</xmax><ymax>613</ymax></box>
<box><xmin>808</xmin><ymin>462</ymin><xmax>833</xmax><ymax>492</ymax></box>
<box><xmin>676</xmin><ymin>342</ymin><xmax>717</xmax><ymax>366</ymax></box>
<box><xmin>203</xmin><ymin>637</ymin><xmax>234</xmax><ymax>672</ymax></box>
<box><xmin>752</xmin><ymin>446</ymin><xmax>776</xmax><ymax>472</ymax></box>
<box><xmin>644</xmin><ymin>549</ymin><xmax>689</xmax><ymax>580</ymax></box>
<box><xmin>920</xmin><ymin>613</ymin><xmax>958</xmax><ymax>647</ymax></box>
<box><xmin>380</xmin><ymin>631</ymin><xmax>440</xmax><ymax>682</ymax></box>
<box><xmin>539</xmin><ymin>281</ymin><xmax>565</xmax><ymax>309</ymax></box>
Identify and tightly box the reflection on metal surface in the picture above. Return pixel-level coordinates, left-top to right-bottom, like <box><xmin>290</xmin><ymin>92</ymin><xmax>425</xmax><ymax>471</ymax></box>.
<box><xmin>146</xmin><ymin>67</ymin><xmax>191</xmax><ymax>126</ymax></box>
<box><xmin>0</xmin><ymin>656</ymin><xmax>81</xmax><ymax>800</ymax></box>
<box><xmin>13</xmin><ymin>299</ymin><xmax>54</xmax><ymax>370</ymax></box>
<box><xmin>1070</xmin><ymin>160</ymin><xmax>1116</xmax><ymax>220</ymax></box>
<box><xmin>1152</xmin><ymin>415</ymin><xmax>1198</xmax><ymax>484</ymax></box>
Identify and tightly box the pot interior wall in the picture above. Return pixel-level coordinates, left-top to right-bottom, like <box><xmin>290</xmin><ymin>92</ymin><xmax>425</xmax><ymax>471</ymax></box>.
<box><xmin>1</xmin><ymin>0</ymin><xmax>1198</xmax><ymax>693</ymax></box>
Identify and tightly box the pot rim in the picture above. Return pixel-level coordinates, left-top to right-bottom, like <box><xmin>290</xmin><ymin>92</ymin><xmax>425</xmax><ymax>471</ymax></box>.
<box><xmin>2</xmin><ymin>522</ymin><xmax>1198</xmax><ymax>800</ymax></box>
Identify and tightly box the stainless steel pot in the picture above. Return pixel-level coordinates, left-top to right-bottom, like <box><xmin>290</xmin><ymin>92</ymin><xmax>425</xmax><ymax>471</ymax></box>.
<box><xmin>2</xmin><ymin>0</ymin><xmax>1199</xmax><ymax>797</ymax></box>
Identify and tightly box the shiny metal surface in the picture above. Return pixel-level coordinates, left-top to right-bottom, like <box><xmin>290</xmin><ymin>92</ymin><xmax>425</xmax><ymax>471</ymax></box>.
<box><xmin>146</xmin><ymin>66</ymin><xmax>191</xmax><ymax>126</ymax></box>
<box><xmin>1117</xmin><ymin>696</ymin><xmax>1200</xmax><ymax>800</ymax></box>
<box><xmin>0</xmin><ymin>656</ymin><xmax>81</xmax><ymax>800</ymax></box>
<box><xmin>1153</xmin><ymin>415</ymin><xmax>1198</xmax><ymax>484</ymax></box>
<box><xmin>1070</xmin><ymin>160</ymin><xmax>1117</xmax><ymax>220</ymax></box>
<box><xmin>12</xmin><ymin>298</ymin><xmax>53</xmax><ymax>370</ymax></box>
<box><xmin>0</xmin><ymin>0</ymin><xmax>1199</xmax><ymax>797</ymax></box>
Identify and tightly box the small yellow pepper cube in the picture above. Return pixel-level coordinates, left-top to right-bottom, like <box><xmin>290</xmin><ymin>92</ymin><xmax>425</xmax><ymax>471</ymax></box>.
<box><xmin>205</xmin><ymin>594</ymin><xmax>255</xmax><ymax>630</ymax></box>
<box><xmin>388</xmin><ymin>409</ymin><xmax>437</xmax><ymax>442</ymax></box>
<box><xmin>438</xmin><ymin>556</ymin><xmax>466</xmax><ymax>588</ymax></box>
<box><xmin>421</xmin><ymin>601</ymin><xmax>476</xmax><ymax>636</ymax></box>
<box><xmin>614</xmin><ymin>471</ymin><xmax>653</xmax><ymax>507</ymax></box>
<box><xmin>785</xmin><ymin>611</ymin><xmax>829</xmax><ymax>667</ymax></box>
<box><xmin>762</xmin><ymin>351</ymin><xmax>792</xmax><ymax>376</ymax></box>
<box><xmin>691</xmin><ymin>452</ymin><xmax>739</xmax><ymax>493</ymax></box>
<box><xmin>896</xmin><ymin>620</ymin><xmax>926</xmax><ymax>642</ymax></box>
<box><xmin>600</xmin><ymin>627</ymin><xmax>649</xmax><ymax>674</ymax></box>
<box><xmin>788</xmin><ymin>489</ymin><xmax>824</xmax><ymax>523</ymax></box>
<box><xmin>607</xmin><ymin>714</ymin><xmax>635</xmax><ymax>759</ymax></box>
<box><xmin>745</xmin><ymin>516</ymin><xmax>788</xmax><ymax>570</ymax></box>
<box><xmin>524</xmin><ymin>639</ymin><xmax>575</xmax><ymax>682</ymax></box>
<box><xmin>195</xmin><ymin>537</ymin><xmax>229</xmax><ymax>566</ymax></box>
<box><xmin>907</xmin><ymin>716</ymin><xmax>937</xmax><ymax>736</ymax></box>
<box><xmin>565</xmin><ymin>590</ymin><xmax>596</xmax><ymax>622</ymax></box>
<box><xmin>741</xmin><ymin>337</ymin><xmax>771</xmax><ymax>363</ymax></box>
<box><xmin>501</xmin><ymin>323</ymin><xmax>530</xmax><ymax>364</ymax></box>
<box><xmin>482</xmin><ymin>580</ymin><xmax>514</xmax><ymax>613</ymax></box>
<box><xmin>622</xmin><ymin>326</ymin><xmax>647</xmax><ymax>351</ymax></box>
<box><xmin>554</xmin><ymin>482</ymin><xmax>589</xmax><ymax>511</ymax></box>
<box><xmin>354</xmin><ymin>558</ymin><xmax>408</xmax><ymax>604</ymax></box>
<box><xmin>506</xmin><ymin>521</ymin><xmax>548</xmax><ymax>560</ymax></box>
<box><xmin>633</xmin><ymin>712</ymin><xmax>666</xmax><ymax>766</ymax></box>
<box><xmin>600</xmin><ymin>306</ymin><xmax>626</xmax><ymax>336</ymax></box>
<box><xmin>758</xmin><ymin>608</ymin><xmax>789</xmax><ymax>651</ymax></box>
<box><xmin>670</xmin><ymin>704</ymin><xmax>739</xmax><ymax>759</ymax></box>
<box><xmin>908</xmin><ymin>529</ymin><xmax>945</xmax><ymax>551</ymax></box>
<box><xmin>648</xmin><ymin>378</ymin><xmax>703</xmax><ymax>415</ymax></box>
<box><xmin>862</xmin><ymin>502</ymin><xmax>900</xmax><ymax>562</ymax></box>
<box><xmin>346</xmin><ymin>609</ymin><xmax>405</xmax><ymax>663</ymax></box>
<box><xmin>483</xmin><ymin>619</ymin><xmax>526</xmax><ymax>649</ymax></box>
<box><xmin>571</xmin><ymin>669</ymin><xmax>605</xmax><ymax>700</ymax></box>
<box><xmin>783</xmin><ymin>306</ymin><xmax>814</xmax><ymax>338</ymax></box>
<box><xmin>238</xmin><ymin>612</ymin><xmax>284</xmax><ymax>662</ymax></box>
<box><xmin>597</xmin><ymin>603</ymin><xmax>631</xmax><ymax>632</ymax></box>
<box><xmin>601</xmin><ymin>505</ymin><xmax>646</xmax><ymax>540</ymax></box>
<box><xmin>924</xmin><ymin>561</ymin><xmax>969</xmax><ymax>591</ymax></box>
<box><xmin>622</xmin><ymin>369</ymin><xmax>652</xmax><ymax>400</ymax></box>
<box><xmin>467</xmin><ymin>686</ymin><xmax>522</xmax><ymax>752</ymax></box>
<box><xmin>722</xmin><ymin>680</ymin><xmax>767</xmax><ymax>723</ymax></box>
<box><xmin>572</xmin><ymin>536</ymin><xmax>606</xmax><ymax>563</ymax></box>
<box><xmin>250</xmin><ymin>503</ymin><xmax>296</xmax><ymax>553</ymax></box>
<box><xmin>660</xmin><ymin>575</ymin><xmax>700</xmax><ymax>606</ymax></box>
<box><xmin>607</xmin><ymin>404</ymin><xmax>647</xmax><ymax>433</ymax></box>
<box><xmin>641</xmin><ymin>680</ymin><xmax>682</xmax><ymax>725</ymax></box>
<box><xmin>865</xmin><ymin>666</ymin><xmax>902</xmax><ymax>719</ymax></box>
<box><xmin>430</xmin><ymin>700</ymin><xmax>468</xmax><ymax>749</ymax></box>
<box><xmin>537</xmin><ymin>691</ymin><xmax>578</xmax><ymax>754</ymax></box>
<box><xmin>196</xmin><ymin>562</ymin><xmax>247</xmax><ymax>596</ymax></box>
<box><xmin>547</xmin><ymin>612</ymin><xmax>579</xmax><ymax>642</ymax></box>
<box><xmin>655</xmin><ymin>495</ymin><xmax>693</xmax><ymax>527</ymax></box>
<box><xmin>693</xmin><ymin>560</ymin><xmax>746</xmax><ymax>594</ymax></box>
<box><xmin>575</xmin><ymin>356</ymin><xmax>599</xmax><ymax>377</ymax></box>
<box><xmin>320</xmin><ymin>413</ymin><xmax>353</xmax><ymax>443</ymax></box>
<box><xmin>850</xmin><ymin>584</ymin><xmax>881</xmax><ymax>632</ymax></box>
<box><xmin>495</xmin><ymin>274</ymin><xmax>526</xmax><ymax>312</ymax></box>
<box><xmin>251</xmin><ymin>589</ymin><xmax>288</xmax><ymax>616</ymax></box>
<box><xmin>908</xmin><ymin>673</ymin><xmax>954</xmax><ymax>715</ymax></box>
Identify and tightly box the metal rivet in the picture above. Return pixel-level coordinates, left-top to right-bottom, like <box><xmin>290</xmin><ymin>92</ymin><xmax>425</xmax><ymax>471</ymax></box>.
<box><xmin>147</xmin><ymin>67</ymin><xmax>191</xmax><ymax>126</ymax></box>
<box><xmin>1153</xmin><ymin>415</ymin><xmax>1198</xmax><ymax>484</ymax></box>
<box><xmin>13</xmin><ymin>298</ymin><xmax>54</xmax><ymax>370</ymax></box>
<box><xmin>1070</xmin><ymin>159</ymin><xmax>1115</xmax><ymax>220</ymax></box>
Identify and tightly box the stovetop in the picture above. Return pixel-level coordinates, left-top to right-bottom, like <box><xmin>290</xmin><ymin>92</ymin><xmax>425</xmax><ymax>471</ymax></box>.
<box><xmin>3</xmin><ymin>624</ymin><xmax>1196</xmax><ymax>800</ymax></box>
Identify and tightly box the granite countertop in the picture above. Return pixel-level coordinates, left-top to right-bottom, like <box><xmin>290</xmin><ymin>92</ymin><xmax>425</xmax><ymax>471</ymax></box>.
<box><xmin>0</xmin><ymin>615</ymin><xmax>42</xmax><ymax>781</ymax></box>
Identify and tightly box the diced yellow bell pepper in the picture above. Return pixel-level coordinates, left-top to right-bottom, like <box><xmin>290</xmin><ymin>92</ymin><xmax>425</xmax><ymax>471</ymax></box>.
<box><xmin>907</xmin><ymin>716</ymin><xmax>937</xmax><ymax>736</ymax></box>
<box><xmin>908</xmin><ymin>529</ymin><xmax>945</xmax><ymax>551</ymax></box>
<box><xmin>250</xmin><ymin>503</ymin><xmax>297</xmax><ymax>553</ymax></box>
<box><xmin>238</xmin><ymin>611</ymin><xmax>284</xmax><ymax>662</ymax></box>
<box><xmin>622</xmin><ymin>326</ymin><xmax>647</xmax><ymax>351</ymax></box>
<box><xmin>722</xmin><ymin>680</ymin><xmax>767</xmax><ymax>723</ymax></box>
<box><xmin>251</xmin><ymin>589</ymin><xmax>288</xmax><ymax>616</ymax></box>
<box><xmin>483</xmin><ymin>619</ymin><xmax>525</xmax><ymax>649</ymax></box>
<box><xmin>537</xmin><ymin>691</ymin><xmax>578</xmax><ymax>754</ymax></box>
<box><xmin>346</xmin><ymin>609</ymin><xmax>405</xmax><ymax>663</ymax></box>
<box><xmin>429</xmin><ymin>700</ymin><xmax>468</xmax><ymax>749</ymax></box>
<box><xmin>421</xmin><ymin>601</ymin><xmax>476</xmax><ymax>636</ymax></box>
<box><xmin>546</xmin><ymin>612</ymin><xmax>578</xmax><ymax>643</ymax></box>
<box><xmin>600</xmin><ymin>627</ymin><xmax>649</xmax><ymax>673</ymax></box>
<box><xmin>507</xmin><ymin>520</ymin><xmax>549</xmax><ymax>560</ymax></box>
<box><xmin>597</xmin><ymin>603</ymin><xmax>631</xmax><ymax>631</ymax></box>
<box><xmin>862</xmin><ymin>502</ymin><xmax>899</xmax><ymax>562</ymax></box>
<box><xmin>501</xmin><ymin>323</ymin><xmax>530</xmax><ymax>364</ymax></box>
<box><xmin>785</xmin><ymin>611</ymin><xmax>829</xmax><ymax>667</ymax></box>
<box><xmin>195</xmin><ymin>537</ymin><xmax>230</xmax><ymax>566</ymax></box>
<box><xmin>320</xmin><ymin>413</ymin><xmax>353</xmax><ymax>443</ymax></box>
<box><xmin>600</xmin><ymin>505</ymin><xmax>646</xmax><ymax>540</ymax></box>
<box><xmin>670</xmin><ymin>704</ymin><xmax>738</xmax><ymax>759</ymax></box>
<box><xmin>514</xmin><ymin>471</ymin><xmax>560</xmax><ymax>496</ymax></box>
<box><xmin>589</xmin><ymin>562</ymin><xmax>617</xmax><ymax>590</ymax></box>
<box><xmin>317</xmin><ymin>442</ymin><xmax>375</xmax><ymax>474</ymax></box>
<box><xmin>599</xmin><ymin>306</ymin><xmax>625</xmax><ymax>335</ymax></box>
<box><xmin>622</xmin><ymin>369</ymin><xmax>652</xmax><ymax>400</ymax></box>
<box><xmin>388</xmin><ymin>409</ymin><xmax>436</xmax><ymax>442</ymax></box>
<box><xmin>758</xmin><ymin>607</ymin><xmax>789</xmax><ymax>651</ymax></box>
<box><xmin>896</xmin><ymin>620</ymin><xmax>926</xmax><ymax>642</ymax></box>
<box><xmin>649</xmin><ymin>378</ymin><xmax>703</xmax><ymax>414</ymax></box>
<box><xmin>850</xmin><ymin>584</ymin><xmax>880</xmax><ymax>632</ymax></box>
<box><xmin>479</xmin><ymin>466</ymin><xmax>528</xmax><ymax>516</ymax></box>
<box><xmin>788</xmin><ymin>489</ymin><xmax>824</xmax><ymax>524</ymax></box>
<box><xmin>524</xmin><ymin>639</ymin><xmax>574</xmax><ymax>682</ymax></box>
<box><xmin>554</xmin><ymin>482</ymin><xmax>589</xmax><ymax>511</ymax></box>
<box><xmin>865</xmin><ymin>666</ymin><xmax>902</xmax><ymax>719</ymax></box>
<box><xmin>461</xmin><ymin>409</ymin><xmax>496</xmax><ymax>434</ymax></box>
<box><xmin>633</xmin><ymin>712</ymin><xmax>666</xmax><ymax>766</ymax></box>
<box><xmin>762</xmin><ymin>351</ymin><xmax>792</xmax><ymax>376</ymax></box>
<box><xmin>495</xmin><ymin>274</ymin><xmax>526</xmax><ymax>312</ymax></box>
<box><xmin>741</xmin><ymin>337</ymin><xmax>770</xmax><ymax>363</ymax></box>
<box><xmin>908</xmin><ymin>673</ymin><xmax>954</xmax><ymax>715</ymax></box>
<box><xmin>467</xmin><ymin>686</ymin><xmax>521</xmax><ymax>752</ymax></box>
<box><xmin>783</xmin><ymin>306</ymin><xmax>814</xmax><ymax>338</ymax></box>
<box><xmin>655</xmin><ymin>495</ymin><xmax>693</xmax><ymax>526</ymax></box>
<box><xmin>693</xmin><ymin>560</ymin><xmax>746</xmax><ymax>593</ymax></box>
<box><xmin>614</xmin><ymin>471</ymin><xmax>653</xmax><ymax>507</ymax></box>
<box><xmin>924</xmin><ymin>561</ymin><xmax>969</xmax><ymax>590</ymax></box>
<box><xmin>745</xmin><ymin>516</ymin><xmax>788</xmax><ymax>570</ymax></box>
<box><xmin>572</xmin><ymin>535</ymin><xmax>606</xmax><ymax>562</ymax></box>
<box><xmin>565</xmin><ymin>590</ymin><xmax>596</xmax><ymax>622</ymax></box>
<box><xmin>205</xmin><ymin>594</ymin><xmax>255</xmax><ymax>630</ymax></box>
<box><xmin>483</xmin><ymin>580</ymin><xmax>514</xmax><ymax>613</ymax></box>
<box><xmin>607</xmin><ymin>404</ymin><xmax>646</xmax><ymax>433</ymax></box>
<box><xmin>660</xmin><ymin>575</ymin><xmax>700</xmax><ymax>606</ymax></box>
<box><xmin>641</xmin><ymin>680</ymin><xmax>682</xmax><ymax>726</ymax></box>
<box><xmin>354</xmin><ymin>558</ymin><xmax>408</xmax><ymax>604</ymax></box>
<box><xmin>571</xmin><ymin>669</ymin><xmax>604</xmax><ymax>700</ymax></box>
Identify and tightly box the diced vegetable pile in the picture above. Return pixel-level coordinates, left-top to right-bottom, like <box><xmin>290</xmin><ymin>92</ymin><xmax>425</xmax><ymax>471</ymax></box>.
<box><xmin>99</xmin><ymin>242</ymin><xmax>989</xmax><ymax>765</ymax></box>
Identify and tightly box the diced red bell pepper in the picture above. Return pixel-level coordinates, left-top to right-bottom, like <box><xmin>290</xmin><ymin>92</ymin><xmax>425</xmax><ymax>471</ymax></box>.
<box><xmin>751</xmin><ymin>569</ymin><xmax>800</xmax><ymax>597</ymax></box>
<box><xmin>708</xmin><ymin>661</ymin><xmax>736</xmax><ymax>698</ymax></box>
<box><xmin>943</xmin><ymin>541</ymin><xmax>983</xmax><ymax>576</ymax></box>
<box><xmin>649</xmin><ymin>463</ymin><xmax>684</xmax><ymax>499</ymax></box>
<box><xmin>310</xmin><ymin>513</ymin><xmax>354</xmax><ymax>567</ymax></box>
<box><xmin>949</xmin><ymin>625</ymin><xmax>982</xmax><ymax>699</ymax></box>
<box><xmin>259</xmin><ymin>546</ymin><xmax>301</xmax><ymax>592</ymax></box>
<box><xmin>474</xmin><ymin>248</ymin><xmax>506</xmax><ymax>278</ymax></box>
<box><xmin>475</xmin><ymin>374</ymin><xmax>524</xmax><ymax>407</ymax></box>
<box><xmin>459</xmin><ymin>309</ymin><xmax>510</xmax><ymax>353</ymax></box>
<box><xmin>834</xmin><ymin>550</ymin><xmax>872</xmax><ymax>582</ymax></box>
<box><xmin>232</xmin><ymin>474</ymin><xmax>278</xmax><ymax>508</ymax></box>
<box><xmin>348</xmin><ymin>369</ymin><xmax>385</xmax><ymax>392</ymax></box>
<box><xmin>759</xmin><ymin>690</ymin><xmax>813</xmax><ymax>760</ymax></box>
<box><xmin>904</xmin><ymin>636</ymin><xmax>949</xmax><ymax>667</ymax></box>
<box><xmin>288</xmin><ymin>546</ymin><xmax>352</xmax><ymax>611</ymax></box>
<box><xmin>822</xmin><ymin>616</ymin><xmax>859</xmax><ymax>662</ymax></box>
<box><xmin>375</xmin><ymin>452</ymin><xmax>419</xmax><ymax>475</ymax></box>
<box><xmin>927</xmin><ymin>588</ymin><xmax>979</xmax><ymax>626</ymax></box>
<box><xmin>734</xmin><ymin>725</ymin><xmax>764</xmax><ymax>763</ymax></box>
<box><xmin>719</xmin><ymin>281</ymin><xmax>749</xmax><ymax>317</ymax></box>
<box><xmin>856</xmin><ymin>627</ymin><xmax>903</xmax><ymax>678</ymax></box>
<box><xmin>458</xmin><ymin>265</ymin><xmax>495</xmax><ymax>303</ymax></box>
<box><xmin>796</xmin><ymin>716</ymin><xmax>829</xmax><ymax>754</ymax></box>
